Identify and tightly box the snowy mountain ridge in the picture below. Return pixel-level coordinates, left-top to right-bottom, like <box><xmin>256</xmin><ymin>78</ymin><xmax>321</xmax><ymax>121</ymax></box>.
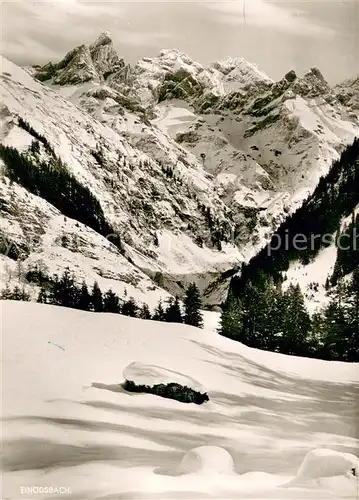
<box><xmin>1</xmin><ymin>33</ymin><xmax>358</xmax><ymax>305</ymax></box>
<box><xmin>34</xmin><ymin>32</ymin><xmax>358</xmax><ymax>251</ymax></box>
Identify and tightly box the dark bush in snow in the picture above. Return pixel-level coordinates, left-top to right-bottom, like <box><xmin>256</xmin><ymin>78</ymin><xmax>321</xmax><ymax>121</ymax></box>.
<box><xmin>123</xmin><ymin>379</ymin><xmax>209</xmax><ymax>405</ymax></box>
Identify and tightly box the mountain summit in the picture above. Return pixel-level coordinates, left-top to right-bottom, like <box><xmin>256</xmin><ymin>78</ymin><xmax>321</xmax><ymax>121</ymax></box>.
<box><xmin>34</xmin><ymin>32</ymin><xmax>124</xmax><ymax>84</ymax></box>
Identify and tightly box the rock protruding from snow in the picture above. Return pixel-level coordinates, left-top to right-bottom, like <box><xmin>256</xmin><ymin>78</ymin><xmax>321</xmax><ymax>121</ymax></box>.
<box><xmin>282</xmin><ymin>448</ymin><xmax>358</xmax><ymax>487</ymax></box>
<box><xmin>123</xmin><ymin>362</ymin><xmax>206</xmax><ymax>393</ymax></box>
<box><xmin>108</xmin><ymin>48</ymin><xmax>225</xmax><ymax>107</ymax></box>
<box><xmin>108</xmin><ymin>50</ymin><xmax>273</xmax><ymax>107</ymax></box>
<box><xmin>175</xmin><ymin>446</ymin><xmax>235</xmax><ymax>475</ymax></box>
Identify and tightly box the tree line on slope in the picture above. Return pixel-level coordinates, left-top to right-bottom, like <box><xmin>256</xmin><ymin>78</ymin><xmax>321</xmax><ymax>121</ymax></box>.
<box><xmin>231</xmin><ymin>138</ymin><xmax>359</xmax><ymax>289</ymax></box>
<box><xmin>1</xmin><ymin>266</ymin><xmax>204</xmax><ymax>328</ymax></box>
<box><xmin>220</xmin><ymin>138</ymin><xmax>359</xmax><ymax>362</ymax></box>
<box><xmin>0</xmin><ymin>141</ymin><xmax>124</xmax><ymax>256</ymax></box>
<box><xmin>219</xmin><ymin>270</ymin><xmax>359</xmax><ymax>362</ymax></box>
<box><xmin>331</xmin><ymin>211</ymin><xmax>359</xmax><ymax>286</ymax></box>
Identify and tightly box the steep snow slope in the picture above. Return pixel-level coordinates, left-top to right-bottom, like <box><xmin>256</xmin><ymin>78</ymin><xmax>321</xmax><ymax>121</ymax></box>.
<box><xmin>2</xmin><ymin>301</ymin><xmax>358</xmax><ymax>499</ymax></box>
<box><xmin>283</xmin><ymin>204</ymin><xmax>359</xmax><ymax>312</ymax></box>
<box><xmin>0</xmin><ymin>56</ymin><xmax>244</xmax><ymax>299</ymax></box>
<box><xmin>0</xmin><ymin>174</ymin><xmax>170</xmax><ymax>308</ymax></box>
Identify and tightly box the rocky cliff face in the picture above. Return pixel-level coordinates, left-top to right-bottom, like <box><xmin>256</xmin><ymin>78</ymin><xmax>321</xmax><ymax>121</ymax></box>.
<box><xmin>334</xmin><ymin>77</ymin><xmax>359</xmax><ymax>114</ymax></box>
<box><xmin>33</xmin><ymin>32</ymin><xmax>125</xmax><ymax>85</ymax></box>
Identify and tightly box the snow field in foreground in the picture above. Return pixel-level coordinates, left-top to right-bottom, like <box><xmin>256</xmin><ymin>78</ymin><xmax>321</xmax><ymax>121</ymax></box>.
<box><xmin>1</xmin><ymin>301</ymin><xmax>358</xmax><ymax>499</ymax></box>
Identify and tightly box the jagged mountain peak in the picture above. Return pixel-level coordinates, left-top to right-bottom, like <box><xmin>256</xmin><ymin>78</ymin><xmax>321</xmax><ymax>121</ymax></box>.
<box><xmin>90</xmin><ymin>30</ymin><xmax>113</xmax><ymax>48</ymax></box>
<box><xmin>33</xmin><ymin>31</ymin><xmax>124</xmax><ymax>85</ymax></box>
<box><xmin>158</xmin><ymin>48</ymin><xmax>193</xmax><ymax>60</ymax></box>
<box><xmin>292</xmin><ymin>67</ymin><xmax>331</xmax><ymax>98</ymax></box>
<box><xmin>284</xmin><ymin>70</ymin><xmax>297</xmax><ymax>83</ymax></box>
<box><xmin>89</xmin><ymin>31</ymin><xmax>124</xmax><ymax>78</ymax></box>
<box><xmin>211</xmin><ymin>56</ymin><xmax>273</xmax><ymax>90</ymax></box>
<box><xmin>145</xmin><ymin>48</ymin><xmax>207</xmax><ymax>75</ymax></box>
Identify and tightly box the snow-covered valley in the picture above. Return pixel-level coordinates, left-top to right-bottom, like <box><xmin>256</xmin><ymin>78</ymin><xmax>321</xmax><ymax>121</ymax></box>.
<box><xmin>2</xmin><ymin>301</ymin><xmax>358</xmax><ymax>499</ymax></box>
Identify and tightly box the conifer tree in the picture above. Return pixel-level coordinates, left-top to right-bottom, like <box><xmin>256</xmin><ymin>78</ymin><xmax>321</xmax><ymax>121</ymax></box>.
<box><xmin>184</xmin><ymin>283</ymin><xmax>203</xmax><ymax>328</ymax></box>
<box><xmin>153</xmin><ymin>299</ymin><xmax>166</xmax><ymax>321</ymax></box>
<box><xmin>139</xmin><ymin>303</ymin><xmax>152</xmax><ymax>320</ymax></box>
<box><xmin>280</xmin><ymin>284</ymin><xmax>311</xmax><ymax>355</ymax></box>
<box><xmin>103</xmin><ymin>289</ymin><xmax>120</xmax><ymax>313</ymax></box>
<box><xmin>308</xmin><ymin>312</ymin><xmax>326</xmax><ymax>357</ymax></box>
<box><xmin>122</xmin><ymin>297</ymin><xmax>138</xmax><ymax>317</ymax></box>
<box><xmin>78</xmin><ymin>281</ymin><xmax>91</xmax><ymax>311</ymax></box>
<box><xmin>241</xmin><ymin>279</ymin><xmax>267</xmax><ymax>348</ymax></box>
<box><xmin>11</xmin><ymin>285</ymin><xmax>22</xmax><ymax>301</ymax></box>
<box><xmin>54</xmin><ymin>268</ymin><xmax>78</xmax><ymax>308</ymax></box>
<box><xmin>344</xmin><ymin>269</ymin><xmax>359</xmax><ymax>361</ymax></box>
<box><xmin>37</xmin><ymin>288</ymin><xmax>48</xmax><ymax>304</ymax></box>
<box><xmin>218</xmin><ymin>292</ymin><xmax>243</xmax><ymax>340</ymax></box>
<box><xmin>165</xmin><ymin>296</ymin><xmax>183</xmax><ymax>323</ymax></box>
<box><xmin>322</xmin><ymin>300</ymin><xmax>347</xmax><ymax>360</ymax></box>
<box><xmin>91</xmin><ymin>281</ymin><xmax>103</xmax><ymax>312</ymax></box>
<box><xmin>0</xmin><ymin>284</ymin><xmax>12</xmax><ymax>300</ymax></box>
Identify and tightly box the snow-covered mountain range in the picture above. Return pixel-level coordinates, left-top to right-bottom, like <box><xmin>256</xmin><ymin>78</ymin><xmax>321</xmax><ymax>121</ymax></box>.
<box><xmin>1</xmin><ymin>32</ymin><xmax>358</xmax><ymax>305</ymax></box>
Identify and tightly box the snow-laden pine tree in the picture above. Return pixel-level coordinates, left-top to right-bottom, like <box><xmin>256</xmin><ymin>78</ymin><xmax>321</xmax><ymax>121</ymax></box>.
<box><xmin>139</xmin><ymin>303</ymin><xmax>152</xmax><ymax>320</ymax></box>
<box><xmin>218</xmin><ymin>292</ymin><xmax>243</xmax><ymax>340</ymax></box>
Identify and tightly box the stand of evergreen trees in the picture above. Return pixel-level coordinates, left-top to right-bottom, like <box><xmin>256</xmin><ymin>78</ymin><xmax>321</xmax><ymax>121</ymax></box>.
<box><xmin>4</xmin><ymin>266</ymin><xmax>204</xmax><ymax>327</ymax></box>
<box><xmin>0</xmin><ymin>284</ymin><xmax>31</xmax><ymax>301</ymax></box>
<box><xmin>331</xmin><ymin>212</ymin><xmax>359</xmax><ymax>285</ymax></box>
<box><xmin>0</xmin><ymin>141</ymin><xmax>123</xmax><ymax>255</ymax></box>
<box><xmin>221</xmin><ymin>138</ymin><xmax>359</xmax><ymax>362</ymax></box>
<box><xmin>219</xmin><ymin>270</ymin><xmax>359</xmax><ymax>362</ymax></box>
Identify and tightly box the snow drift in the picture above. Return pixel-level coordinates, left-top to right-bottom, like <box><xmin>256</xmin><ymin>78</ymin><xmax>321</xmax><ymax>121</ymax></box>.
<box><xmin>123</xmin><ymin>361</ymin><xmax>206</xmax><ymax>393</ymax></box>
<box><xmin>175</xmin><ymin>445</ymin><xmax>235</xmax><ymax>476</ymax></box>
<box><xmin>2</xmin><ymin>300</ymin><xmax>358</xmax><ymax>499</ymax></box>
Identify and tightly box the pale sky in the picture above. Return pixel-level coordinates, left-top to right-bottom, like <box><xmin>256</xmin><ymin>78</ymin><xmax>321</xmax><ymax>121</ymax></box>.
<box><xmin>1</xmin><ymin>0</ymin><xmax>358</xmax><ymax>84</ymax></box>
